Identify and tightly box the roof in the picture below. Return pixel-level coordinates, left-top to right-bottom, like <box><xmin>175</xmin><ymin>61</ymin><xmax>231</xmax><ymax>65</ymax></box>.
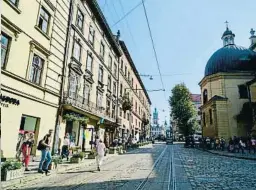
<box><xmin>205</xmin><ymin>44</ymin><xmax>256</xmax><ymax>76</ymax></box>
<box><xmin>119</xmin><ymin>40</ymin><xmax>152</xmax><ymax>105</ymax></box>
<box><xmin>190</xmin><ymin>94</ymin><xmax>201</xmax><ymax>102</ymax></box>
<box><xmin>86</xmin><ymin>0</ymin><xmax>122</xmax><ymax>57</ymax></box>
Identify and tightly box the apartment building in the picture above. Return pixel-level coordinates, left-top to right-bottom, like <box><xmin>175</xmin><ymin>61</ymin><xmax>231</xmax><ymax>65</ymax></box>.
<box><xmin>1</xmin><ymin>0</ymin><xmax>70</xmax><ymax>157</ymax></box>
<box><xmin>118</xmin><ymin>40</ymin><xmax>151</xmax><ymax>141</ymax></box>
<box><xmin>58</xmin><ymin>0</ymin><xmax>122</xmax><ymax>150</ymax></box>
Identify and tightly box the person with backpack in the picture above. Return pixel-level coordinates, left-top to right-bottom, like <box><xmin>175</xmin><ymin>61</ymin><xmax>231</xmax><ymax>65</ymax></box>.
<box><xmin>37</xmin><ymin>129</ymin><xmax>53</xmax><ymax>175</ymax></box>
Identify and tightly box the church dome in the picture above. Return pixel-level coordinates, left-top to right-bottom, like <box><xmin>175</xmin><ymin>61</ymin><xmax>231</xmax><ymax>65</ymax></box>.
<box><xmin>204</xmin><ymin>25</ymin><xmax>256</xmax><ymax>76</ymax></box>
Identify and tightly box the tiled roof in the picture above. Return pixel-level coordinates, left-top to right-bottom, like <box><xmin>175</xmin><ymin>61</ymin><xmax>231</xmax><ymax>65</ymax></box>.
<box><xmin>190</xmin><ymin>94</ymin><xmax>201</xmax><ymax>102</ymax></box>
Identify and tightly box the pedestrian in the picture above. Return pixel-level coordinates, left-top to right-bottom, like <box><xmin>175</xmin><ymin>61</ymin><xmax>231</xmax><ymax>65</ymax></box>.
<box><xmin>38</xmin><ymin>129</ymin><xmax>53</xmax><ymax>175</ymax></box>
<box><xmin>22</xmin><ymin>132</ymin><xmax>35</xmax><ymax>171</ymax></box>
<box><xmin>61</xmin><ymin>133</ymin><xmax>70</xmax><ymax>160</ymax></box>
<box><xmin>96</xmin><ymin>139</ymin><xmax>106</xmax><ymax>171</ymax></box>
<box><xmin>16</xmin><ymin>131</ymin><xmax>25</xmax><ymax>161</ymax></box>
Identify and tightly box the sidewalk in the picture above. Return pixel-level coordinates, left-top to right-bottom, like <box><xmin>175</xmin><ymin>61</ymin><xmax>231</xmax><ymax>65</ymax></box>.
<box><xmin>1</xmin><ymin>154</ymin><xmax>117</xmax><ymax>189</ymax></box>
<box><xmin>199</xmin><ymin>148</ymin><xmax>256</xmax><ymax>160</ymax></box>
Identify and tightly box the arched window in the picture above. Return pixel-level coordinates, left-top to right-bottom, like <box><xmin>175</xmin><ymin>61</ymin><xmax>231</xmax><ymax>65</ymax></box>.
<box><xmin>203</xmin><ymin>89</ymin><xmax>208</xmax><ymax>104</ymax></box>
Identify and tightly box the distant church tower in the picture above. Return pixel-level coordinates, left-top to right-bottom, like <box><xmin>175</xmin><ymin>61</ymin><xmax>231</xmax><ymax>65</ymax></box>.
<box><xmin>153</xmin><ymin>108</ymin><xmax>159</xmax><ymax>125</ymax></box>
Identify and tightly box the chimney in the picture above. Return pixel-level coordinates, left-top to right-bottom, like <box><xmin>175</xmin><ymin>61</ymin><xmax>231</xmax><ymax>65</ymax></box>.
<box><xmin>249</xmin><ymin>28</ymin><xmax>256</xmax><ymax>47</ymax></box>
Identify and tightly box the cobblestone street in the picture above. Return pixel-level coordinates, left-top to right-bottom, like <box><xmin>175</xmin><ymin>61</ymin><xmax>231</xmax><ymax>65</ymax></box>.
<box><xmin>6</xmin><ymin>143</ymin><xmax>256</xmax><ymax>190</ymax></box>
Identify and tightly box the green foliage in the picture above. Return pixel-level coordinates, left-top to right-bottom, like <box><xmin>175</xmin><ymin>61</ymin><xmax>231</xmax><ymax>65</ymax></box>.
<box><xmin>52</xmin><ymin>156</ymin><xmax>63</xmax><ymax>164</ymax></box>
<box><xmin>169</xmin><ymin>83</ymin><xmax>197</xmax><ymax>136</ymax></box>
<box><xmin>1</xmin><ymin>160</ymin><xmax>22</xmax><ymax>173</ymax></box>
<box><xmin>122</xmin><ymin>94</ymin><xmax>133</xmax><ymax>112</ymax></box>
<box><xmin>63</xmin><ymin>113</ymin><xmax>89</xmax><ymax>124</ymax></box>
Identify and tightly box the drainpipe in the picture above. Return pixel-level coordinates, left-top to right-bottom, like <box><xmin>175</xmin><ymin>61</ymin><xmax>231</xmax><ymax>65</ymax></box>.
<box><xmin>52</xmin><ymin>0</ymin><xmax>74</xmax><ymax>155</ymax></box>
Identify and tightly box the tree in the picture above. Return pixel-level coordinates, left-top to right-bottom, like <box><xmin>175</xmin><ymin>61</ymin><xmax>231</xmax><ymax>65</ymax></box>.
<box><xmin>169</xmin><ymin>83</ymin><xmax>197</xmax><ymax>136</ymax></box>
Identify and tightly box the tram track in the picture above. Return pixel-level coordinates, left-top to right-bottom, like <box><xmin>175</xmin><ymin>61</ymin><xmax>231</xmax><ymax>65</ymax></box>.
<box><xmin>134</xmin><ymin>145</ymin><xmax>176</xmax><ymax>190</ymax></box>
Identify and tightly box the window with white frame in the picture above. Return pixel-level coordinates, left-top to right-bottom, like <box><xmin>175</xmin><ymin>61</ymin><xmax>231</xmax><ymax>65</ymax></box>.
<box><xmin>114</xmin><ymin>63</ymin><xmax>117</xmax><ymax>77</ymax></box>
<box><xmin>98</xmin><ymin>66</ymin><xmax>103</xmax><ymax>82</ymax></box>
<box><xmin>96</xmin><ymin>92</ymin><xmax>103</xmax><ymax>108</ymax></box>
<box><xmin>113</xmin><ymin>81</ymin><xmax>116</xmax><ymax>95</ymax></box>
<box><xmin>9</xmin><ymin>0</ymin><xmax>18</xmax><ymax>6</ymax></box>
<box><xmin>73</xmin><ymin>40</ymin><xmax>81</xmax><ymax>61</ymax></box>
<box><xmin>108</xmin><ymin>55</ymin><xmax>112</xmax><ymax>70</ymax></box>
<box><xmin>38</xmin><ymin>7</ymin><xmax>50</xmax><ymax>34</ymax></box>
<box><xmin>112</xmin><ymin>103</ymin><xmax>116</xmax><ymax>118</ymax></box>
<box><xmin>1</xmin><ymin>33</ymin><xmax>11</xmax><ymax>68</ymax></box>
<box><xmin>100</xmin><ymin>42</ymin><xmax>105</xmax><ymax>58</ymax></box>
<box><xmin>107</xmin><ymin>76</ymin><xmax>111</xmax><ymax>91</ymax></box>
<box><xmin>83</xmin><ymin>83</ymin><xmax>90</xmax><ymax>103</ymax></box>
<box><xmin>86</xmin><ymin>52</ymin><xmax>93</xmax><ymax>72</ymax></box>
<box><xmin>120</xmin><ymin>83</ymin><xmax>123</xmax><ymax>96</ymax></box>
<box><xmin>76</xmin><ymin>9</ymin><xmax>84</xmax><ymax>31</ymax></box>
<box><xmin>29</xmin><ymin>54</ymin><xmax>44</xmax><ymax>85</ymax></box>
<box><xmin>88</xmin><ymin>25</ymin><xmax>95</xmax><ymax>45</ymax></box>
<box><xmin>106</xmin><ymin>99</ymin><xmax>111</xmax><ymax>116</ymax></box>
<box><xmin>125</xmin><ymin>66</ymin><xmax>127</xmax><ymax>76</ymax></box>
<box><xmin>68</xmin><ymin>73</ymin><xmax>79</xmax><ymax>99</ymax></box>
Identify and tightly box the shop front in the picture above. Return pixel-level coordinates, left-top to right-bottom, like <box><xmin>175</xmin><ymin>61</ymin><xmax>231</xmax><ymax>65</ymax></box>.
<box><xmin>1</xmin><ymin>91</ymin><xmax>58</xmax><ymax>158</ymax></box>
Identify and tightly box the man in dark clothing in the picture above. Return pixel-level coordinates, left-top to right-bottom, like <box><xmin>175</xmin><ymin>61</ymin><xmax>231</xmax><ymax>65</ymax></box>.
<box><xmin>38</xmin><ymin>129</ymin><xmax>53</xmax><ymax>174</ymax></box>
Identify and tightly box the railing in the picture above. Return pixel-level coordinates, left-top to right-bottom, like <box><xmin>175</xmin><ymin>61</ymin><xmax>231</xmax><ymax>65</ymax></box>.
<box><xmin>63</xmin><ymin>92</ymin><xmax>115</xmax><ymax>122</ymax></box>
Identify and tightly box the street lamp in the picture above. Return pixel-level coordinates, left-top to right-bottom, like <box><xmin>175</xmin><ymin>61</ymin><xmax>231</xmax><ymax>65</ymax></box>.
<box><xmin>139</xmin><ymin>74</ymin><xmax>153</xmax><ymax>80</ymax></box>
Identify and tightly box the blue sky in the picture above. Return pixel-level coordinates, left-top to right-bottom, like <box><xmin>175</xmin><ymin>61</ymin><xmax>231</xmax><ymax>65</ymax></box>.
<box><xmin>98</xmin><ymin>0</ymin><xmax>255</xmax><ymax>124</ymax></box>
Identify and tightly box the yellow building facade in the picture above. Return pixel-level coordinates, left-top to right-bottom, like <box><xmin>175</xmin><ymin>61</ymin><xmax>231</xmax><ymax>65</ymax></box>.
<box><xmin>1</xmin><ymin>0</ymin><xmax>70</xmax><ymax>157</ymax></box>
<box><xmin>199</xmin><ymin>26</ymin><xmax>256</xmax><ymax>140</ymax></box>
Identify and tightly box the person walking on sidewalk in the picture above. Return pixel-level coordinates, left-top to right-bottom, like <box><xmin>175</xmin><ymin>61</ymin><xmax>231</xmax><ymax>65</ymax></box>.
<box><xmin>61</xmin><ymin>133</ymin><xmax>70</xmax><ymax>161</ymax></box>
<box><xmin>22</xmin><ymin>132</ymin><xmax>35</xmax><ymax>171</ymax></box>
<box><xmin>96</xmin><ymin>139</ymin><xmax>106</xmax><ymax>171</ymax></box>
<box><xmin>38</xmin><ymin>129</ymin><xmax>53</xmax><ymax>174</ymax></box>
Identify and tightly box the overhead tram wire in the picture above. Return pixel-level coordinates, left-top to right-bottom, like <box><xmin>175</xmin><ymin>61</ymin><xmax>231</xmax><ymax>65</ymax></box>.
<box><xmin>118</xmin><ymin>0</ymin><xmax>138</xmax><ymax>50</ymax></box>
<box><xmin>111</xmin><ymin>0</ymin><xmax>146</xmax><ymax>28</ymax></box>
<box><xmin>141</xmin><ymin>0</ymin><xmax>166</xmax><ymax>99</ymax></box>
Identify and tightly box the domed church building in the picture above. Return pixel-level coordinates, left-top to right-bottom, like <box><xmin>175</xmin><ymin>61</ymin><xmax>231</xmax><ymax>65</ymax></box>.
<box><xmin>199</xmin><ymin>24</ymin><xmax>256</xmax><ymax>139</ymax></box>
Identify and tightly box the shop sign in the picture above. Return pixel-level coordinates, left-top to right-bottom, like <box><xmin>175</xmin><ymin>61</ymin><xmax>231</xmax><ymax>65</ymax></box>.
<box><xmin>0</xmin><ymin>94</ymin><xmax>20</xmax><ymax>106</ymax></box>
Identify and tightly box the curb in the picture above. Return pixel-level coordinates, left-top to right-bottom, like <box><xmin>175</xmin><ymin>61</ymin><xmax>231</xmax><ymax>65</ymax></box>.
<box><xmin>197</xmin><ymin>148</ymin><xmax>256</xmax><ymax>161</ymax></box>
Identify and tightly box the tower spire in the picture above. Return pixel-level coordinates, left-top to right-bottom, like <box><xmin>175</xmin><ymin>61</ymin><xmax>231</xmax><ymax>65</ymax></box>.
<box><xmin>221</xmin><ymin>21</ymin><xmax>235</xmax><ymax>47</ymax></box>
<box><xmin>225</xmin><ymin>21</ymin><xmax>229</xmax><ymax>29</ymax></box>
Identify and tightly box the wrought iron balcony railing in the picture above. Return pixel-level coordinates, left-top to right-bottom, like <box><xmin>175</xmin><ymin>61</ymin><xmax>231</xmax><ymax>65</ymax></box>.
<box><xmin>63</xmin><ymin>92</ymin><xmax>115</xmax><ymax>122</ymax></box>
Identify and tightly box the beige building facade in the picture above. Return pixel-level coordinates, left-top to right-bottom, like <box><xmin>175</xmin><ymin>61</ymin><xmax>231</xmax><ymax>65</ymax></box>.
<box><xmin>199</xmin><ymin>26</ymin><xmax>256</xmax><ymax>140</ymax></box>
<box><xmin>1</xmin><ymin>0</ymin><xmax>70</xmax><ymax>157</ymax></box>
<box><xmin>118</xmin><ymin>41</ymin><xmax>151</xmax><ymax>141</ymax></box>
<box><xmin>58</xmin><ymin>0</ymin><xmax>122</xmax><ymax>150</ymax></box>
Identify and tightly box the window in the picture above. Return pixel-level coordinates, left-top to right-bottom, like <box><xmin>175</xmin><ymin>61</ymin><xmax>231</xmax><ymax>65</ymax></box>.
<box><xmin>135</xmin><ymin>102</ymin><xmax>137</xmax><ymax>112</ymax></box>
<box><xmin>113</xmin><ymin>82</ymin><xmax>117</xmax><ymax>95</ymax></box>
<box><xmin>68</xmin><ymin>74</ymin><xmax>78</xmax><ymax>99</ymax></box>
<box><xmin>29</xmin><ymin>54</ymin><xmax>44</xmax><ymax>85</ymax></box>
<box><xmin>106</xmin><ymin>99</ymin><xmax>111</xmax><ymax>116</ymax></box>
<box><xmin>1</xmin><ymin>33</ymin><xmax>10</xmax><ymax>68</ymax></box>
<box><xmin>203</xmin><ymin>89</ymin><xmax>208</xmax><ymax>104</ymax></box>
<box><xmin>86</xmin><ymin>53</ymin><xmax>93</xmax><ymax>72</ymax></box>
<box><xmin>209</xmin><ymin>109</ymin><xmax>213</xmax><ymax>124</ymax></box>
<box><xmin>120</xmin><ymin>84</ymin><xmax>123</xmax><ymax>96</ymax></box>
<box><xmin>114</xmin><ymin>63</ymin><xmax>117</xmax><ymax>77</ymax></box>
<box><xmin>76</xmin><ymin>9</ymin><xmax>84</xmax><ymax>31</ymax></box>
<box><xmin>9</xmin><ymin>0</ymin><xmax>18</xmax><ymax>6</ymax></box>
<box><xmin>107</xmin><ymin>76</ymin><xmax>111</xmax><ymax>91</ymax></box>
<box><xmin>119</xmin><ymin>108</ymin><xmax>122</xmax><ymax>117</ymax></box>
<box><xmin>131</xmin><ymin>78</ymin><xmax>133</xmax><ymax>87</ymax></box>
<box><xmin>83</xmin><ymin>83</ymin><xmax>90</xmax><ymax>104</ymax></box>
<box><xmin>38</xmin><ymin>7</ymin><xmax>50</xmax><ymax>34</ymax></box>
<box><xmin>121</xmin><ymin>60</ymin><xmax>123</xmax><ymax>71</ymax></box>
<box><xmin>112</xmin><ymin>104</ymin><xmax>116</xmax><ymax>118</ymax></box>
<box><xmin>128</xmin><ymin>71</ymin><xmax>130</xmax><ymax>80</ymax></box>
<box><xmin>98</xmin><ymin>66</ymin><xmax>103</xmax><ymax>82</ymax></box>
<box><xmin>238</xmin><ymin>85</ymin><xmax>248</xmax><ymax>99</ymax></box>
<box><xmin>125</xmin><ymin>66</ymin><xmax>127</xmax><ymax>76</ymax></box>
<box><xmin>108</xmin><ymin>55</ymin><xmax>112</xmax><ymax>70</ymax></box>
<box><xmin>73</xmin><ymin>40</ymin><xmax>81</xmax><ymax>61</ymax></box>
<box><xmin>127</xmin><ymin>112</ymin><xmax>130</xmax><ymax>120</ymax></box>
<box><xmin>88</xmin><ymin>25</ymin><xmax>95</xmax><ymax>45</ymax></box>
<box><xmin>100</xmin><ymin>42</ymin><xmax>105</xmax><ymax>58</ymax></box>
<box><xmin>203</xmin><ymin>112</ymin><xmax>206</xmax><ymax>126</ymax></box>
<box><xmin>96</xmin><ymin>93</ymin><xmax>103</xmax><ymax>108</ymax></box>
